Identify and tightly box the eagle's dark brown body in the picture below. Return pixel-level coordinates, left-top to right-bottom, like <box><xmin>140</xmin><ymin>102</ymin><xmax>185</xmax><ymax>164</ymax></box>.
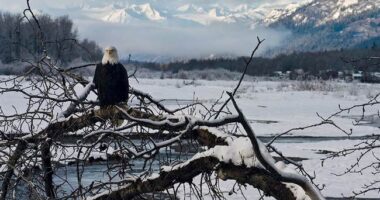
<box><xmin>93</xmin><ymin>62</ymin><xmax>129</xmax><ymax>107</ymax></box>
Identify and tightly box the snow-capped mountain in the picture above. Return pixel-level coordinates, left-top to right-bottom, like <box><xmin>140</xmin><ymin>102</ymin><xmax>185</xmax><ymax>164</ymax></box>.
<box><xmin>83</xmin><ymin>3</ymin><xmax>165</xmax><ymax>24</ymax></box>
<box><xmin>174</xmin><ymin>6</ymin><xmax>236</xmax><ymax>26</ymax></box>
<box><xmin>265</xmin><ymin>0</ymin><xmax>380</xmax><ymax>54</ymax></box>
<box><xmin>268</xmin><ymin>0</ymin><xmax>380</xmax><ymax>28</ymax></box>
<box><xmin>263</xmin><ymin>2</ymin><xmax>311</xmax><ymax>25</ymax></box>
<box><xmin>80</xmin><ymin>1</ymin><xmax>306</xmax><ymax>26</ymax></box>
<box><xmin>76</xmin><ymin>0</ymin><xmax>380</xmax><ymax>58</ymax></box>
<box><xmin>130</xmin><ymin>3</ymin><xmax>165</xmax><ymax>21</ymax></box>
<box><xmin>81</xmin><ymin>0</ymin><xmax>379</xmax><ymax>32</ymax></box>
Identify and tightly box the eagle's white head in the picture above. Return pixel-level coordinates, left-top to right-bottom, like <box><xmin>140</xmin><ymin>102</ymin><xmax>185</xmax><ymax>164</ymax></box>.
<box><xmin>102</xmin><ymin>46</ymin><xmax>119</xmax><ymax>65</ymax></box>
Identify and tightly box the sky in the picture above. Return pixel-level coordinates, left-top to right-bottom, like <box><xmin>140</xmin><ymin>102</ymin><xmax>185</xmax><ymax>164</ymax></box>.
<box><xmin>0</xmin><ymin>0</ymin><xmax>307</xmax><ymax>60</ymax></box>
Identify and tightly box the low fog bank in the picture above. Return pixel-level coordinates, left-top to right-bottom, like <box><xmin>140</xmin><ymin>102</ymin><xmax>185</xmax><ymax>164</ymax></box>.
<box><xmin>78</xmin><ymin>19</ymin><xmax>292</xmax><ymax>61</ymax></box>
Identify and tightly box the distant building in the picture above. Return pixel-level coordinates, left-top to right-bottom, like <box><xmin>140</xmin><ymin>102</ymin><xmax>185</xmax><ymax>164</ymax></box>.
<box><xmin>338</xmin><ymin>71</ymin><xmax>344</xmax><ymax>79</ymax></box>
<box><xmin>272</xmin><ymin>71</ymin><xmax>284</xmax><ymax>78</ymax></box>
<box><xmin>352</xmin><ymin>71</ymin><xmax>362</xmax><ymax>81</ymax></box>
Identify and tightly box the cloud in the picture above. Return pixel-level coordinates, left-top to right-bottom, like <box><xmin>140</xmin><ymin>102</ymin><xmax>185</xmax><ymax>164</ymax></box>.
<box><xmin>79</xmin><ymin>20</ymin><xmax>291</xmax><ymax>59</ymax></box>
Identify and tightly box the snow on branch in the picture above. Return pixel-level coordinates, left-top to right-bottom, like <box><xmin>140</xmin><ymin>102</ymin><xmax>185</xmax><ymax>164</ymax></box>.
<box><xmin>58</xmin><ymin>82</ymin><xmax>95</xmax><ymax>118</ymax></box>
<box><xmin>88</xmin><ymin>127</ymin><xmax>297</xmax><ymax>200</ymax></box>
<box><xmin>1</xmin><ymin>92</ymin><xmax>326</xmax><ymax>199</ymax></box>
<box><xmin>227</xmin><ymin>92</ymin><xmax>325</xmax><ymax>200</ymax></box>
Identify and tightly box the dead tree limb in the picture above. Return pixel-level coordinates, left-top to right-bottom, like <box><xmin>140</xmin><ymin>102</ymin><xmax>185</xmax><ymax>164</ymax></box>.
<box><xmin>227</xmin><ymin>92</ymin><xmax>324</xmax><ymax>200</ymax></box>
<box><xmin>91</xmin><ymin>157</ymin><xmax>296</xmax><ymax>200</ymax></box>
<box><xmin>41</xmin><ymin>138</ymin><xmax>55</xmax><ymax>199</ymax></box>
<box><xmin>0</xmin><ymin>140</ymin><xmax>28</xmax><ymax>200</ymax></box>
<box><xmin>214</xmin><ymin>37</ymin><xmax>264</xmax><ymax>119</ymax></box>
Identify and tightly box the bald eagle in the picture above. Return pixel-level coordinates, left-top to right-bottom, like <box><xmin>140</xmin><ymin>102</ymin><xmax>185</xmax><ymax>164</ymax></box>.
<box><xmin>93</xmin><ymin>46</ymin><xmax>129</xmax><ymax>107</ymax></box>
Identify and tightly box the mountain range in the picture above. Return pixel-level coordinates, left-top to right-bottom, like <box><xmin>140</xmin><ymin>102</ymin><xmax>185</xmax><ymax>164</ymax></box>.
<box><xmin>80</xmin><ymin>2</ymin><xmax>303</xmax><ymax>27</ymax></box>
<box><xmin>76</xmin><ymin>0</ymin><xmax>380</xmax><ymax>58</ymax></box>
<box><xmin>267</xmin><ymin>0</ymin><xmax>380</xmax><ymax>54</ymax></box>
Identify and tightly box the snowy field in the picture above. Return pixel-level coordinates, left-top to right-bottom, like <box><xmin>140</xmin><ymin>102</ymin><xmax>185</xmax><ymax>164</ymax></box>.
<box><xmin>1</xmin><ymin>77</ymin><xmax>380</xmax><ymax>198</ymax></box>
<box><xmin>131</xmin><ymin>78</ymin><xmax>380</xmax><ymax>138</ymax></box>
<box><xmin>130</xmin><ymin>78</ymin><xmax>380</xmax><ymax>199</ymax></box>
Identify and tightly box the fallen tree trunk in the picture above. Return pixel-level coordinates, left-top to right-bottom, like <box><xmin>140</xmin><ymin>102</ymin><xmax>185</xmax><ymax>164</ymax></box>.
<box><xmin>92</xmin><ymin>156</ymin><xmax>296</xmax><ymax>200</ymax></box>
<box><xmin>1</xmin><ymin>105</ymin><xmax>321</xmax><ymax>200</ymax></box>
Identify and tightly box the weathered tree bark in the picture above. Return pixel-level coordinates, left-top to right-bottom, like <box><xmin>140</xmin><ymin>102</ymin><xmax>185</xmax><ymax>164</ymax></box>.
<box><xmin>92</xmin><ymin>156</ymin><xmax>296</xmax><ymax>200</ymax></box>
<box><xmin>0</xmin><ymin>140</ymin><xmax>28</xmax><ymax>200</ymax></box>
<box><xmin>41</xmin><ymin>139</ymin><xmax>55</xmax><ymax>199</ymax></box>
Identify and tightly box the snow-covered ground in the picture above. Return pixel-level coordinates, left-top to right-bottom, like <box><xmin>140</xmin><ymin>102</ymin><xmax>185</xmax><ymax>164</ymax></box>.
<box><xmin>131</xmin><ymin>78</ymin><xmax>380</xmax><ymax>137</ymax></box>
<box><xmin>129</xmin><ymin>78</ymin><xmax>380</xmax><ymax>198</ymax></box>
<box><xmin>1</xmin><ymin>77</ymin><xmax>380</xmax><ymax>198</ymax></box>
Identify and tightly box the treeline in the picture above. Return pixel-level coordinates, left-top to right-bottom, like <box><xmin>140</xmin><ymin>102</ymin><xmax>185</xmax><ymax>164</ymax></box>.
<box><xmin>0</xmin><ymin>12</ymin><xmax>102</xmax><ymax>65</ymax></box>
<box><xmin>136</xmin><ymin>47</ymin><xmax>380</xmax><ymax>76</ymax></box>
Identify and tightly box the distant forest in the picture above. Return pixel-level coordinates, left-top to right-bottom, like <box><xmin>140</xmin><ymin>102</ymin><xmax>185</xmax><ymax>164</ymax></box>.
<box><xmin>0</xmin><ymin>12</ymin><xmax>102</xmax><ymax>67</ymax></box>
<box><xmin>134</xmin><ymin>47</ymin><xmax>380</xmax><ymax>76</ymax></box>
